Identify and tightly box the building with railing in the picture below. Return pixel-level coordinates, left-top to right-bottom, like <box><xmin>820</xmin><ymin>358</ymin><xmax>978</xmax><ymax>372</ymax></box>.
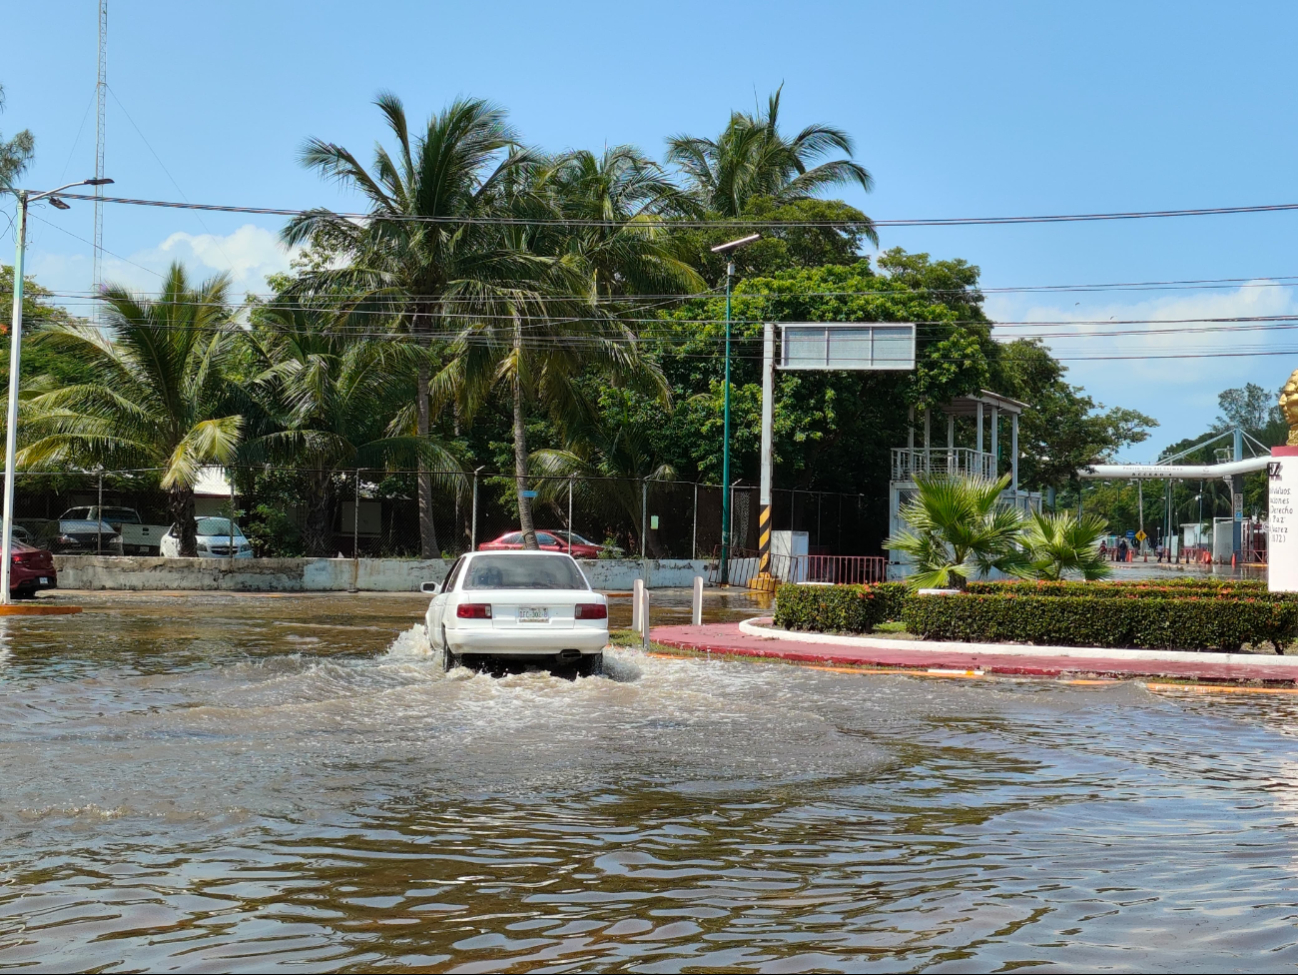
<box><xmin>888</xmin><ymin>390</ymin><xmax>1043</xmax><ymax>578</ymax></box>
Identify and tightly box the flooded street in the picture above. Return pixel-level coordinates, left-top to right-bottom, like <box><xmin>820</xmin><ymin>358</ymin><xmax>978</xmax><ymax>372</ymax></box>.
<box><xmin>4</xmin><ymin>592</ymin><xmax>1298</xmax><ymax>972</ymax></box>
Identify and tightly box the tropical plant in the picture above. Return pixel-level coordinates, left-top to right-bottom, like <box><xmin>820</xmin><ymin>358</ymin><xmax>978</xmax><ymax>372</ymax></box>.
<box><xmin>666</xmin><ymin>86</ymin><xmax>873</xmax><ymax>217</ymax></box>
<box><xmin>241</xmin><ymin>299</ymin><xmax>462</xmax><ymax>556</ymax></box>
<box><xmin>284</xmin><ymin>92</ymin><xmax>540</xmax><ymax>557</ymax></box>
<box><xmin>885</xmin><ymin>473</ymin><xmax>1029</xmax><ymax>590</ymax></box>
<box><xmin>0</xmin><ymin>83</ymin><xmax>34</xmax><ymax>189</ymax></box>
<box><xmin>1021</xmin><ymin>509</ymin><xmax>1112</xmax><ymax>581</ymax></box>
<box><xmin>18</xmin><ymin>263</ymin><xmax>242</xmax><ymax>556</ymax></box>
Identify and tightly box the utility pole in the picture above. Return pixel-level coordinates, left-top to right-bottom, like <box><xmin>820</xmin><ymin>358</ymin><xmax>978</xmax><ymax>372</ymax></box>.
<box><xmin>710</xmin><ymin>233</ymin><xmax>759</xmax><ymax>585</ymax></box>
<box><xmin>2</xmin><ymin>179</ymin><xmax>113</xmax><ymax>603</ymax></box>
<box><xmin>94</xmin><ymin>0</ymin><xmax>108</xmax><ymax>319</ymax></box>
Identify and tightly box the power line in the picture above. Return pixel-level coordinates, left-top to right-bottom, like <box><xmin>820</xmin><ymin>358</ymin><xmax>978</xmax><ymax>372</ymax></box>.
<box><xmin>47</xmin><ymin>191</ymin><xmax>1298</xmax><ymax>229</ymax></box>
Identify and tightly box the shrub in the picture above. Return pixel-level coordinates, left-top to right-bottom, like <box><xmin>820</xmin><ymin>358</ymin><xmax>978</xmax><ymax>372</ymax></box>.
<box><xmin>965</xmin><ymin>579</ymin><xmax>1282</xmax><ymax>600</ymax></box>
<box><xmin>774</xmin><ymin>582</ymin><xmax>908</xmax><ymax>633</ymax></box>
<box><xmin>902</xmin><ymin>592</ymin><xmax>1298</xmax><ymax>652</ymax></box>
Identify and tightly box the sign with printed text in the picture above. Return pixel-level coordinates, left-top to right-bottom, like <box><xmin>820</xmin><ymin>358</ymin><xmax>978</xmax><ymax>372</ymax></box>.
<box><xmin>1269</xmin><ymin>448</ymin><xmax>1298</xmax><ymax>592</ymax></box>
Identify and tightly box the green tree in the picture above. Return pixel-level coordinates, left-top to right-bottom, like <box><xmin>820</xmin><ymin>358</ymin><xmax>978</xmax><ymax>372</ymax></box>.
<box><xmin>885</xmin><ymin>474</ymin><xmax>1028</xmax><ymax>590</ymax></box>
<box><xmin>18</xmin><ymin>263</ymin><xmax>242</xmax><ymax>556</ymax></box>
<box><xmin>666</xmin><ymin>86</ymin><xmax>873</xmax><ymax>217</ymax></box>
<box><xmin>0</xmin><ymin>84</ymin><xmax>34</xmax><ymax>189</ymax></box>
<box><xmin>242</xmin><ymin>300</ymin><xmax>462</xmax><ymax>556</ymax></box>
<box><xmin>0</xmin><ymin>266</ymin><xmax>97</xmax><ymax>386</ymax></box>
<box><xmin>285</xmin><ymin>92</ymin><xmax>540</xmax><ymax>558</ymax></box>
<box><xmin>1022</xmin><ymin>510</ymin><xmax>1111</xmax><ymax>580</ymax></box>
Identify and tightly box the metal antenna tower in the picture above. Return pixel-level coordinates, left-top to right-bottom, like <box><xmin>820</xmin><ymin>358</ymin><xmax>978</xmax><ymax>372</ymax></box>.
<box><xmin>93</xmin><ymin>0</ymin><xmax>107</xmax><ymax>317</ymax></box>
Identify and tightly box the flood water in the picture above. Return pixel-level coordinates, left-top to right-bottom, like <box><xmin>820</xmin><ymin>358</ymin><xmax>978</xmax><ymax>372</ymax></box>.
<box><xmin>4</xmin><ymin>592</ymin><xmax>1298</xmax><ymax>973</ymax></box>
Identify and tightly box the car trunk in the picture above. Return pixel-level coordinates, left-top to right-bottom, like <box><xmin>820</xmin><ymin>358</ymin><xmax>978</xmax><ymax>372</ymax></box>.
<box><xmin>471</xmin><ymin>589</ymin><xmax>587</xmax><ymax>630</ymax></box>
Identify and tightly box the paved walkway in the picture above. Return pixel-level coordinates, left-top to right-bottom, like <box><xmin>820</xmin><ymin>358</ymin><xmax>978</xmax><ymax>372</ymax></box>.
<box><xmin>649</xmin><ymin>619</ymin><xmax>1298</xmax><ymax>683</ymax></box>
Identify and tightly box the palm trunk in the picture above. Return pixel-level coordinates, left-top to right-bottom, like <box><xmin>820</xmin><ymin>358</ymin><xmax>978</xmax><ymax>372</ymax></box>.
<box><xmin>169</xmin><ymin>486</ymin><xmax>197</xmax><ymax>557</ymax></box>
<box><xmin>514</xmin><ymin>316</ymin><xmax>538</xmax><ymax>550</ymax></box>
<box><xmin>416</xmin><ymin>355</ymin><xmax>440</xmax><ymax>559</ymax></box>
<box><xmin>302</xmin><ymin>470</ymin><xmax>334</xmax><ymax>557</ymax></box>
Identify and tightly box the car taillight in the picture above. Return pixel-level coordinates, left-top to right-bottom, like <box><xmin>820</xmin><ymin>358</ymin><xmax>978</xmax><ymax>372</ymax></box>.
<box><xmin>575</xmin><ymin>603</ymin><xmax>607</xmax><ymax>620</ymax></box>
<box><xmin>457</xmin><ymin>603</ymin><xmax>493</xmax><ymax>619</ymax></box>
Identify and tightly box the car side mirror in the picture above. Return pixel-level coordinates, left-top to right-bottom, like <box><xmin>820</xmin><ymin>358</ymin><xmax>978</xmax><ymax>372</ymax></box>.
<box><xmin>420</xmin><ymin>581</ymin><xmax>441</xmax><ymax>594</ymax></box>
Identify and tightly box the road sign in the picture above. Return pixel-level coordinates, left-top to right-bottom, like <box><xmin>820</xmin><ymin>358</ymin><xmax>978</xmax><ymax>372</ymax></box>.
<box><xmin>778</xmin><ymin>323</ymin><xmax>916</xmax><ymax>371</ymax></box>
<box><xmin>1125</xmin><ymin>530</ymin><xmax>1136</xmax><ymax>540</ymax></box>
<box><xmin>521</xmin><ymin>490</ymin><xmax>538</xmax><ymax>499</ymax></box>
<box><xmin>1135</xmin><ymin>530</ymin><xmax>1147</xmax><ymax>542</ymax></box>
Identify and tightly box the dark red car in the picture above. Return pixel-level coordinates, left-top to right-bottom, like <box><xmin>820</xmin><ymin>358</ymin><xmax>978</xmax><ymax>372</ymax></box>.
<box><xmin>477</xmin><ymin>530</ymin><xmax>602</xmax><ymax>558</ymax></box>
<box><xmin>9</xmin><ymin>540</ymin><xmax>57</xmax><ymax>597</ymax></box>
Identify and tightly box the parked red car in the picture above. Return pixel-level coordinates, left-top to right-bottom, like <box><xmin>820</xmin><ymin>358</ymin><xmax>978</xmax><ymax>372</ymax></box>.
<box><xmin>9</xmin><ymin>540</ymin><xmax>57</xmax><ymax>597</ymax></box>
<box><xmin>477</xmin><ymin>530</ymin><xmax>602</xmax><ymax>558</ymax></box>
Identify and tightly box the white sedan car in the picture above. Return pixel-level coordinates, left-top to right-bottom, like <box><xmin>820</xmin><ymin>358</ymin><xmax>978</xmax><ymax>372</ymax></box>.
<box><xmin>159</xmin><ymin>517</ymin><xmax>254</xmax><ymax>558</ymax></box>
<box><xmin>424</xmin><ymin>551</ymin><xmax>608</xmax><ymax>675</ymax></box>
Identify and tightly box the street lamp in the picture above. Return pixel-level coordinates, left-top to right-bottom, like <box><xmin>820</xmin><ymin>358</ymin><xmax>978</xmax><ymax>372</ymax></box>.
<box><xmin>710</xmin><ymin>233</ymin><xmax>760</xmax><ymax>585</ymax></box>
<box><xmin>3</xmin><ymin>178</ymin><xmax>113</xmax><ymax>604</ymax></box>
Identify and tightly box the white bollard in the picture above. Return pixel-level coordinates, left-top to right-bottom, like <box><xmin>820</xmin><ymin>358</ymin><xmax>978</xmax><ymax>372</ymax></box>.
<box><xmin>640</xmin><ymin>584</ymin><xmax>650</xmax><ymax>648</ymax></box>
<box><xmin>692</xmin><ymin>575</ymin><xmax>704</xmax><ymax>626</ymax></box>
<box><xmin>632</xmin><ymin>577</ymin><xmax>644</xmax><ymax>633</ymax></box>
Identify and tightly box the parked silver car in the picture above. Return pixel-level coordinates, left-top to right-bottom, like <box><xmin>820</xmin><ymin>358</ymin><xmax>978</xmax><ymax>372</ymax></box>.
<box><xmin>160</xmin><ymin>517</ymin><xmax>253</xmax><ymax>558</ymax></box>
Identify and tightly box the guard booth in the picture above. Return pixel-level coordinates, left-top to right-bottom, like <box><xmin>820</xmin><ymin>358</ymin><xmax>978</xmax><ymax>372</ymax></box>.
<box><xmin>887</xmin><ymin>391</ymin><xmax>1043</xmax><ymax>580</ymax></box>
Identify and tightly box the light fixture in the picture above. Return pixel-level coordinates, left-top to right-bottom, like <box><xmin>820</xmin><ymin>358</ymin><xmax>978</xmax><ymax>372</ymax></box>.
<box><xmin>710</xmin><ymin>233</ymin><xmax>761</xmax><ymax>254</ymax></box>
<box><xmin>47</xmin><ymin>197</ymin><xmax>70</xmax><ymax>210</ymax></box>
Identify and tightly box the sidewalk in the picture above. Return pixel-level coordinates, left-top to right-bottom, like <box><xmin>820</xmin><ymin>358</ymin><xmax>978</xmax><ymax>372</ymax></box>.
<box><xmin>649</xmin><ymin>619</ymin><xmax>1298</xmax><ymax>683</ymax></box>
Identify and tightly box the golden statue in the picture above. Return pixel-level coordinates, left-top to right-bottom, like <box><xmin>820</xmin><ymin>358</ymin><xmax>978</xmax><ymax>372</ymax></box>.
<box><xmin>1283</xmin><ymin>369</ymin><xmax>1298</xmax><ymax>445</ymax></box>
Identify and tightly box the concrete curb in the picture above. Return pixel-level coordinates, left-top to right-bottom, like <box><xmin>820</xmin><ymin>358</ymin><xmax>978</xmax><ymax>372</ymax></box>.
<box><xmin>649</xmin><ymin>620</ymin><xmax>1298</xmax><ymax>683</ymax></box>
<box><xmin>735</xmin><ymin>617</ymin><xmax>1298</xmax><ymax>670</ymax></box>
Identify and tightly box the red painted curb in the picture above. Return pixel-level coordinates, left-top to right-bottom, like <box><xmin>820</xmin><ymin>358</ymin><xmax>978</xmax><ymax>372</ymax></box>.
<box><xmin>649</xmin><ymin>623</ymin><xmax>1298</xmax><ymax>683</ymax></box>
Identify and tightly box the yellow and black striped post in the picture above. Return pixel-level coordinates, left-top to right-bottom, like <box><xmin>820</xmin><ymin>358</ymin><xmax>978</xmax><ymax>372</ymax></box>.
<box><xmin>750</xmin><ymin>503</ymin><xmax>775</xmax><ymax>591</ymax></box>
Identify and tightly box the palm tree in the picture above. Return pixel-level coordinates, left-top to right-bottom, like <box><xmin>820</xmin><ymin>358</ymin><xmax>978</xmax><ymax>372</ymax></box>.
<box><xmin>666</xmin><ymin>86</ymin><xmax>873</xmax><ymax>218</ymax></box>
<box><xmin>1022</xmin><ymin>510</ymin><xmax>1112</xmax><ymax>581</ymax></box>
<box><xmin>538</xmin><ymin>146</ymin><xmax>702</xmax><ymax>298</ymax></box>
<box><xmin>284</xmin><ymin>93</ymin><xmax>541</xmax><ymax>558</ymax></box>
<box><xmin>885</xmin><ymin>473</ymin><xmax>1029</xmax><ymax>590</ymax></box>
<box><xmin>439</xmin><ymin>150</ymin><xmax>690</xmax><ymax>548</ymax></box>
<box><xmin>18</xmin><ymin>263</ymin><xmax>241</xmax><ymax>556</ymax></box>
<box><xmin>0</xmin><ymin>84</ymin><xmax>35</xmax><ymax>189</ymax></box>
<box><xmin>242</xmin><ymin>300</ymin><xmax>462</xmax><ymax>556</ymax></box>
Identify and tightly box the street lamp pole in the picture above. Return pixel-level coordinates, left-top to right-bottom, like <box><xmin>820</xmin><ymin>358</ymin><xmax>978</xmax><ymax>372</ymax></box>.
<box><xmin>2</xmin><ymin>179</ymin><xmax>113</xmax><ymax>604</ymax></box>
<box><xmin>711</xmin><ymin>233</ymin><xmax>759</xmax><ymax>585</ymax></box>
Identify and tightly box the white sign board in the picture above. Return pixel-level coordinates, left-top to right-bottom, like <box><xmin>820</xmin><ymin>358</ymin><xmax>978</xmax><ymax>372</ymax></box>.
<box><xmin>779</xmin><ymin>323</ymin><xmax>916</xmax><ymax>371</ymax></box>
<box><xmin>1269</xmin><ymin>450</ymin><xmax>1298</xmax><ymax>592</ymax></box>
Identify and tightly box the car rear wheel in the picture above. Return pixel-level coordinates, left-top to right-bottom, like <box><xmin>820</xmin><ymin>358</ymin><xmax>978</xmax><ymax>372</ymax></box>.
<box><xmin>441</xmin><ymin>627</ymin><xmax>457</xmax><ymax>673</ymax></box>
<box><xmin>576</xmin><ymin>652</ymin><xmax>603</xmax><ymax>678</ymax></box>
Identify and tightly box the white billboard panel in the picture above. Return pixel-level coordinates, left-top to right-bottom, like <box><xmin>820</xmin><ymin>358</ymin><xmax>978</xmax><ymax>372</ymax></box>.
<box><xmin>778</xmin><ymin>323</ymin><xmax>916</xmax><ymax>371</ymax></box>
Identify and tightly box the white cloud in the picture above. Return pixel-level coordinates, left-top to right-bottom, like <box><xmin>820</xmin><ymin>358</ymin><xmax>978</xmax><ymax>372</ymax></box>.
<box><xmin>123</xmin><ymin>224</ymin><xmax>300</xmax><ymax>294</ymax></box>
<box><xmin>985</xmin><ymin>283</ymin><xmax>1298</xmax><ymax>460</ymax></box>
<box><xmin>27</xmin><ymin>223</ymin><xmax>299</xmax><ymax>301</ymax></box>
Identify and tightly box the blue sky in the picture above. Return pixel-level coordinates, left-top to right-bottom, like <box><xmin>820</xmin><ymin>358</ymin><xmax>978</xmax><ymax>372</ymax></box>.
<box><xmin>5</xmin><ymin>0</ymin><xmax>1298</xmax><ymax>459</ymax></box>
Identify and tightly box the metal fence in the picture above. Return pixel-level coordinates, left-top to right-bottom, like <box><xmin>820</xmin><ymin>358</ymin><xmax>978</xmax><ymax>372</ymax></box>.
<box><xmin>4</xmin><ymin>468</ymin><xmax>886</xmax><ymax>561</ymax></box>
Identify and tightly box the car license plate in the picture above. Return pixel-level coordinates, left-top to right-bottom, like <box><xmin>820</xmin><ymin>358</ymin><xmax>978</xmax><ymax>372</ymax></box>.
<box><xmin>38</xmin><ymin>577</ymin><xmax>48</xmax><ymax>584</ymax></box>
<box><xmin>518</xmin><ymin>607</ymin><xmax>549</xmax><ymax>623</ymax></box>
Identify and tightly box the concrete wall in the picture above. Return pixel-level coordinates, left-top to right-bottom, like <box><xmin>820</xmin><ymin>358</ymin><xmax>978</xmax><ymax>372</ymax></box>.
<box><xmin>53</xmin><ymin>555</ymin><xmax>715</xmax><ymax>592</ymax></box>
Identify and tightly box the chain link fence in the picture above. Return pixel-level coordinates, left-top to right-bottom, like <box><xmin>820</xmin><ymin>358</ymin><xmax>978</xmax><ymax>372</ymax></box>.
<box><xmin>4</xmin><ymin>468</ymin><xmax>884</xmax><ymax>561</ymax></box>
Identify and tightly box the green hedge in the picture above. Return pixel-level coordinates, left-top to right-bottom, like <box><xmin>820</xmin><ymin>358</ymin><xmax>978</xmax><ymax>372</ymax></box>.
<box><xmin>773</xmin><ymin>582</ymin><xmax>907</xmax><ymax>632</ymax></box>
<box><xmin>902</xmin><ymin>592</ymin><xmax>1298</xmax><ymax>652</ymax></box>
<box><xmin>965</xmin><ymin>579</ymin><xmax>1283</xmax><ymax>600</ymax></box>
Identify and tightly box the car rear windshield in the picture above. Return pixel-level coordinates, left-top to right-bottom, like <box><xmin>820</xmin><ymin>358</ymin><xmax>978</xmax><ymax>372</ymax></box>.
<box><xmin>101</xmin><ymin>508</ymin><xmax>140</xmax><ymax>523</ymax></box>
<box><xmin>462</xmin><ymin>554</ymin><xmax>588</xmax><ymax>591</ymax></box>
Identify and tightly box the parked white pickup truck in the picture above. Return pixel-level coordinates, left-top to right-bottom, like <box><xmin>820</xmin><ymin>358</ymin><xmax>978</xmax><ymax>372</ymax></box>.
<box><xmin>58</xmin><ymin>506</ymin><xmax>171</xmax><ymax>556</ymax></box>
